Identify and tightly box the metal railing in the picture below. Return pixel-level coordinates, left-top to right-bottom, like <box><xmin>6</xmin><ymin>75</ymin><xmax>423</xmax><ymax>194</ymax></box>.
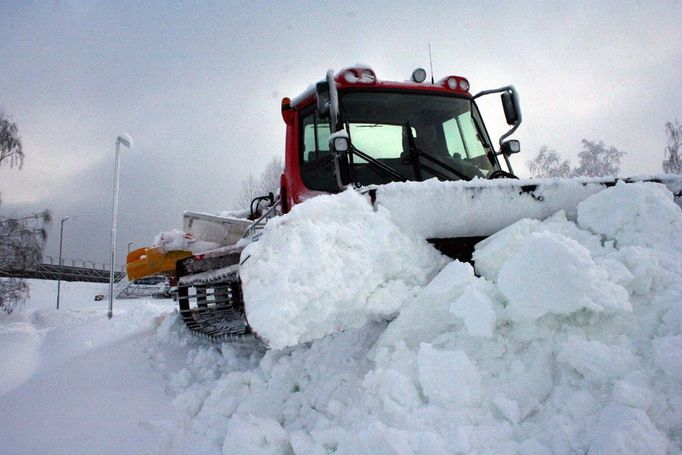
<box><xmin>43</xmin><ymin>256</ymin><xmax>125</xmax><ymax>272</ymax></box>
<box><xmin>1</xmin><ymin>260</ymin><xmax>126</xmax><ymax>283</ymax></box>
<box><xmin>243</xmin><ymin>196</ymin><xmax>281</xmax><ymax>241</ymax></box>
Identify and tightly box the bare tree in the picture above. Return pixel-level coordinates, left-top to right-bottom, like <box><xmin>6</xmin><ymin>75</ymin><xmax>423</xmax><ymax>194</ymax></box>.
<box><xmin>1</xmin><ymin>109</ymin><xmax>51</xmax><ymax>314</ymax></box>
<box><xmin>0</xmin><ymin>212</ymin><xmax>52</xmax><ymax>314</ymax></box>
<box><xmin>572</xmin><ymin>139</ymin><xmax>625</xmax><ymax>177</ymax></box>
<box><xmin>663</xmin><ymin>120</ymin><xmax>681</xmax><ymax>174</ymax></box>
<box><xmin>527</xmin><ymin>146</ymin><xmax>572</xmax><ymax>178</ymax></box>
<box><xmin>236</xmin><ymin>156</ymin><xmax>283</xmax><ymax>209</ymax></box>
<box><xmin>0</xmin><ymin>110</ymin><xmax>24</xmax><ymax>170</ymax></box>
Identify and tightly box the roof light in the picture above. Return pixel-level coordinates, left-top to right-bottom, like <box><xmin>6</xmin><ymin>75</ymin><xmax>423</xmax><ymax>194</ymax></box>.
<box><xmin>344</xmin><ymin>70</ymin><xmax>359</xmax><ymax>83</ymax></box>
<box><xmin>340</xmin><ymin>67</ymin><xmax>376</xmax><ymax>84</ymax></box>
<box><xmin>411</xmin><ymin>68</ymin><xmax>427</xmax><ymax>83</ymax></box>
<box><xmin>359</xmin><ymin>69</ymin><xmax>375</xmax><ymax>83</ymax></box>
<box><xmin>439</xmin><ymin>75</ymin><xmax>471</xmax><ymax>92</ymax></box>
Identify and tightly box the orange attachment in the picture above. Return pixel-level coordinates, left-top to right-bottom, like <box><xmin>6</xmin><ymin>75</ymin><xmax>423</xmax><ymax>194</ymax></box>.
<box><xmin>126</xmin><ymin>246</ymin><xmax>192</xmax><ymax>281</ymax></box>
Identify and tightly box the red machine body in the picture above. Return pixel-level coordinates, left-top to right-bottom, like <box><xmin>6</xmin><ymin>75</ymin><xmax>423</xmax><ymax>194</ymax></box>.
<box><xmin>278</xmin><ymin>66</ymin><xmax>479</xmax><ymax>213</ymax></box>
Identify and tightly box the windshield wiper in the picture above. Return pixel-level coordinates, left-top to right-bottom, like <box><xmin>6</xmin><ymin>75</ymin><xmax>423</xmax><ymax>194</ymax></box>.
<box><xmin>349</xmin><ymin>146</ymin><xmax>408</xmax><ymax>183</ymax></box>
<box><xmin>403</xmin><ymin>122</ymin><xmax>472</xmax><ymax>182</ymax></box>
<box><xmin>338</xmin><ymin>111</ymin><xmax>407</xmax><ymax>185</ymax></box>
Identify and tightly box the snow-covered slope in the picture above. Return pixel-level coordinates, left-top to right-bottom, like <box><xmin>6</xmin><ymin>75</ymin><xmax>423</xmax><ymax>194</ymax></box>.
<box><xmin>1</xmin><ymin>180</ymin><xmax>681</xmax><ymax>454</ymax></box>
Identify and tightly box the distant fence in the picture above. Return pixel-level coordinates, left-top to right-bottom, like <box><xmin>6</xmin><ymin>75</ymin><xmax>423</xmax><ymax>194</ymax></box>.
<box><xmin>0</xmin><ymin>256</ymin><xmax>126</xmax><ymax>283</ymax></box>
<box><xmin>42</xmin><ymin>256</ymin><xmax>126</xmax><ymax>272</ymax></box>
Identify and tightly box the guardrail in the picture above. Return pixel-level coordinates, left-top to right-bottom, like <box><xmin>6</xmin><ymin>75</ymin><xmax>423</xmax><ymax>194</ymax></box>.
<box><xmin>1</xmin><ymin>262</ymin><xmax>125</xmax><ymax>283</ymax></box>
<box><xmin>42</xmin><ymin>256</ymin><xmax>126</xmax><ymax>272</ymax></box>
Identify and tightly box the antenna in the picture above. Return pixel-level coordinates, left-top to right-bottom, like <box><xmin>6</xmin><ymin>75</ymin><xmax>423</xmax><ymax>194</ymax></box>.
<box><xmin>428</xmin><ymin>43</ymin><xmax>435</xmax><ymax>83</ymax></box>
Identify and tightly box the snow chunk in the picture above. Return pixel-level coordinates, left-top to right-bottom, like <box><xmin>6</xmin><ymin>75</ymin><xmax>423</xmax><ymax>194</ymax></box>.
<box><xmin>418</xmin><ymin>343</ymin><xmax>481</xmax><ymax>406</ymax></box>
<box><xmin>557</xmin><ymin>336</ymin><xmax>639</xmax><ymax>383</ymax></box>
<box><xmin>652</xmin><ymin>335</ymin><xmax>682</xmax><ymax>380</ymax></box>
<box><xmin>612</xmin><ymin>372</ymin><xmax>653</xmax><ymax>409</ymax></box>
<box><xmin>492</xmin><ymin>396</ymin><xmax>521</xmax><ymax>424</ymax></box>
<box><xmin>221</xmin><ymin>414</ymin><xmax>292</xmax><ymax>455</ymax></box>
<box><xmin>371</xmin><ymin>261</ymin><xmax>478</xmax><ymax>353</ymax></box>
<box><xmin>497</xmin><ymin>231</ymin><xmax>631</xmax><ymax>321</ymax></box>
<box><xmin>578</xmin><ymin>181</ymin><xmax>682</xmax><ymax>251</ymax></box>
<box><xmin>474</xmin><ymin>210</ymin><xmax>607</xmax><ymax>282</ymax></box>
<box><xmin>241</xmin><ymin>189</ymin><xmax>447</xmax><ymax>349</ymax></box>
<box><xmin>449</xmin><ymin>285</ymin><xmax>496</xmax><ymax>337</ymax></box>
<box><xmin>473</xmin><ymin>218</ymin><xmax>542</xmax><ymax>281</ymax></box>
<box><xmin>588</xmin><ymin>405</ymin><xmax>669</xmax><ymax>454</ymax></box>
<box><xmin>599</xmin><ymin>246</ymin><xmax>659</xmax><ymax>296</ymax></box>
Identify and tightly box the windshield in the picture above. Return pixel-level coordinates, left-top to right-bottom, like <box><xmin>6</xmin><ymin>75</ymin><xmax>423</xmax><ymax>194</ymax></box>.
<box><xmin>300</xmin><ymin>91</ymin><xmax>498</xmax><ymax>191</ymax></box>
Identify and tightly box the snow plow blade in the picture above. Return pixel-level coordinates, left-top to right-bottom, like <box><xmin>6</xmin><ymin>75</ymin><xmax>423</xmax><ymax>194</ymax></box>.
<box><xmin>126</xmin><ymin>246</ymin><xmax>192</xmax><ymax>281</ymax></box>
<box><xmin>367</xmin><ymin>176</ymin><xmax>682</xmax><ymax>262</ymax></box>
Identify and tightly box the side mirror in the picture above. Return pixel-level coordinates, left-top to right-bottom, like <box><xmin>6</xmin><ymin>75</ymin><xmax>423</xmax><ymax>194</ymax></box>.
<box><xmin>500</xmin><ymin>140</ymin><xmax>521</xmax><ymax>156</ymax></box>
<box><xmin>501</xmin><ymin>91</ymin><xmax>521</xmax><ymax>125</ymax></box>
<box><xmin>329</xmin><ymin>131</ymin><xmax>349</xmax><ymax>153</ymax></box>
<box><xmin>316</xmin><ymin>81</ymin><xmax>330</xmax><ymax>117</ymax></box>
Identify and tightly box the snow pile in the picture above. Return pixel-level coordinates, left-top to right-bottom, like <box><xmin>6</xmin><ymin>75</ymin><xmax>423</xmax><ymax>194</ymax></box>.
<box><xmin>160</xmin><ymin>181</ymin><xmax>682</xmax><ymax>454</ymax></box>
<box><xmin>4</xmin><ymin>180</ymin><xmax>679</xmax><ymax>454</ymax></box>
<box><xmin>240</xmin><ymin>189</ymin><xmax>448</xmax><ymax>349</ymax></box>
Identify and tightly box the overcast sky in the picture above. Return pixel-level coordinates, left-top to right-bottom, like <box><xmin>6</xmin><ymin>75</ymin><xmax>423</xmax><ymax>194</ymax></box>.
<box><xmin>1</xmin><ymin>1</ymin><xmax>681</xmax><ymax>266</ymax></box>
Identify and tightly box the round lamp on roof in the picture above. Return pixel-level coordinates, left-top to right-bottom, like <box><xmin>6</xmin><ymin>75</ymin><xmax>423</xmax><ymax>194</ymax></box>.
<box><xmin>411</xmin><ymin>68</ymin><xmax>427</xmax><ymax>83</ymax></box>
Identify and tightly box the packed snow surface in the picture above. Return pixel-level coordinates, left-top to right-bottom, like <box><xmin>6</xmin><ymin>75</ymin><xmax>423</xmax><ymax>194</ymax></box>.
<box><xmin>2</xmin><ymin>179</ymin><xmax>682</xmax><ymax>454</ymax></box>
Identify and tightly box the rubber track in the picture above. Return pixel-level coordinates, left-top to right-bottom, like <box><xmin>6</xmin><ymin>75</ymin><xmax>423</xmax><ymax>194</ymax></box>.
<box><xmin>177</xmin><ymin>280</ymin><xmax>256</xmax><ymax>343</ymax></box>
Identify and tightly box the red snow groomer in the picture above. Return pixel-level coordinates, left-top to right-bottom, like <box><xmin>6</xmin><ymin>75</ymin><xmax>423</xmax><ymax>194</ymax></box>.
<box><xmin>127</xmin><ymin>66</ymin><xmax>682</xmax><ymax>343</ymax></box>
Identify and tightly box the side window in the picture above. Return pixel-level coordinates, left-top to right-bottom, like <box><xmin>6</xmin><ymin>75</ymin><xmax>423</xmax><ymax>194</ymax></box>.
<box><xmin>443</xmin><ymin>118</ymin><xmax>465</xmax><ymax>158</ymax></box>
<box><xmin>302</xmin><ymin>110</ymin><xmax>331</xmax><ymax>163</ymax></box>
<box><xmin>443</xmin><ymin>113</ymin><xmax>486</xmax><ymax>159</ymax></box>
<box><xmin>300</xmin><ymin>109</ymin><xmax>337</xmax><ymax>192</ymax></box>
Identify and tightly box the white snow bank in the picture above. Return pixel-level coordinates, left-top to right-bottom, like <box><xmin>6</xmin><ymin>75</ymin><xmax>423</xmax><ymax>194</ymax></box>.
<box><xmin>241</xmin><ymin>189</ymin><xmax>447</xmax><ymax>349</ymax></box>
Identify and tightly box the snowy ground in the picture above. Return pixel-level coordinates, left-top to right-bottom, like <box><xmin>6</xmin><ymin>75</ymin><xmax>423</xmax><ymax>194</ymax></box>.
<box><xmin>1</xmin><ymin>181</ymin><xmax>682</xmax><ymax>454</ymax></box>
<box><xmin>0</xmin><ymin>281</ymin><xmax>185</xmax><ymax>454</ymax></box>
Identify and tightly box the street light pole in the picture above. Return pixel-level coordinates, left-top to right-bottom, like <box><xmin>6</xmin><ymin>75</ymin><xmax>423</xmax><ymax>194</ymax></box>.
<box><xmin>108</xmin><ymin>134</ymin><xmax>132</xmax><ymax>319</ymax></box>
<box><xmin>56</xmin><ymin>216</ymin><xmax>69</xmax><ymax>310</ymax></box>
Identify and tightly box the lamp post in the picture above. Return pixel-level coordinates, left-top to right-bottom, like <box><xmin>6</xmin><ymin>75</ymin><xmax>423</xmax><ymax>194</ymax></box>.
<box><xmin>108</xmin><ymin>133</ymin><xmax>133</xmax><ymax>319</ymax></box>
<box><xmin>56</xmin><ymin>216</ymin><xmax>69</xmax><ymax>310</ymax></box>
